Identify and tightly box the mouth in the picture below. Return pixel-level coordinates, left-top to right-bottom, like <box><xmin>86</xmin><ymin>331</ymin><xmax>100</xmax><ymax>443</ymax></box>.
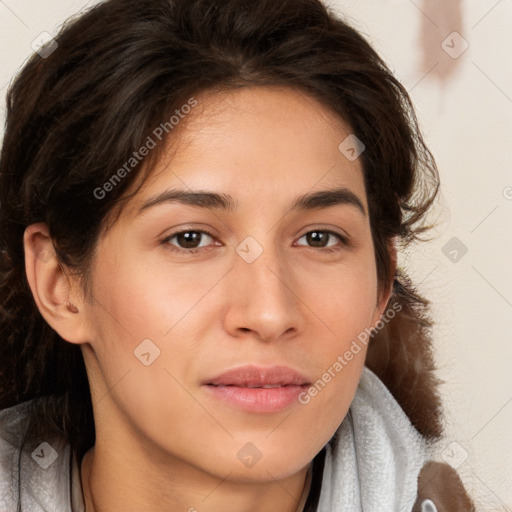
<box><xmin>202</xmin><ymin>364</ymin><xmax>311</xmax><ymax>412</ymax></box>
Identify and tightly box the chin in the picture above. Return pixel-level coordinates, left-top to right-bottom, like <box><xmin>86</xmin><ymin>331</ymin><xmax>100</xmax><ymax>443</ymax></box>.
<box><xmin>194</xmin><ymin>445</ymin><xmax>303</xmax><ymax>482</ymax></box>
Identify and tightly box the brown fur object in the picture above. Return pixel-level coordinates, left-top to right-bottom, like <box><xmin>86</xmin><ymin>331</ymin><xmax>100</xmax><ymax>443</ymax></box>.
<box><xmin>413</xmin><ymin>461</ymin><xmax>476</xmax><ymax>511</ymax></box>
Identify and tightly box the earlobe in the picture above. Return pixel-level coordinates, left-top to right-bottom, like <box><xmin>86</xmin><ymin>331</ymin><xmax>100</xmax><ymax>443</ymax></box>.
<box><xmin>24</xmin><ymin>222</ymin><xmax>90</xmax><ymax>345</ymax></box>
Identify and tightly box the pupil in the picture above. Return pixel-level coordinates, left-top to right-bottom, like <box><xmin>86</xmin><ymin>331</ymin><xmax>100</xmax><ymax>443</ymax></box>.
<box><xmin>178</xmin><ymin>232</ymin><xmax>201</xmax><ymax>248</ymax></box>
<box><xmin>308</xmin><ymin>231</ymin><xmax>327</xmax><ymax>247</ymax></box>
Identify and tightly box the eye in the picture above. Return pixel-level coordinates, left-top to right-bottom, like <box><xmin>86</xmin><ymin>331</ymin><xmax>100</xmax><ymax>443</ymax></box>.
<box><xmin>162</xmin><ymin>229</ymin><xmax>217</xmax><ymax>254</ymax></box>
<box><xmin>161</xmin><ymin>227</ymin><xmax>349</xmax><ymax>255</ymax></box>
<box><xmin>295</xmin><ymin>230</ymin><xmax>348</xmax><ymax>252</ymax></box>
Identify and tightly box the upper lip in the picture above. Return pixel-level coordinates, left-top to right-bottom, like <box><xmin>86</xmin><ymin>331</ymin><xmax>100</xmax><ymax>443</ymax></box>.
<box><xmin>204</xmin><ymin>365</ymin><xmax>311</xmax><ymax>387</ymax></box>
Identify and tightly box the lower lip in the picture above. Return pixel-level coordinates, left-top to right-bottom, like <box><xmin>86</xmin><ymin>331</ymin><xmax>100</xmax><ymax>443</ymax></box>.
<box><xmin>203</xmin><ymin>384</ymin><xmax>310</xmax><ymax>413</ymax></box>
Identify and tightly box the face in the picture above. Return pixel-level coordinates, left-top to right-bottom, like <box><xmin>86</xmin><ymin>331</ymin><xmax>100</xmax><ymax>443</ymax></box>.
<box><xmin>78</xmin><ymin>86</ymin><xmax>391</xmax><ymax>483</ymax></box>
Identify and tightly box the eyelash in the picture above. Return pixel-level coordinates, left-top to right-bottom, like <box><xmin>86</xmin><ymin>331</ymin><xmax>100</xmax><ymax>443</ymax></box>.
<box><xmin>161</xmin><ymin>228</ymin><xmax>349</xmax><ymax>255</ymax></box>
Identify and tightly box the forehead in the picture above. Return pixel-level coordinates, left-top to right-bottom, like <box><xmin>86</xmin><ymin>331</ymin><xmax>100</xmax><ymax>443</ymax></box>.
<box><xmin>123</xmin><ymin>86</ymin><xmax>368</xmax><ymax>218</ymax></box>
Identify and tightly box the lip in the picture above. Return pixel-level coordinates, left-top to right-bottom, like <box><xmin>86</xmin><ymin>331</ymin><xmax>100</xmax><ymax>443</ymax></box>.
<box><xmin>202</xmin><ymin>365</ymin><xmax>311</xmax><ymax>413</ymax></box>
<box><xmin>203</xmin><ymin>364</ymin><xmax>311</xmax><ymax>387</ymax></box>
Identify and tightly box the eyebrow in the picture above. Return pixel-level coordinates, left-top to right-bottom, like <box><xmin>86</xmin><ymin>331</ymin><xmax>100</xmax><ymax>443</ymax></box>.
<box><xmin>138</xmin><ymin>187</ymin><xmax>366</xmax><ymax>216</ymax></box>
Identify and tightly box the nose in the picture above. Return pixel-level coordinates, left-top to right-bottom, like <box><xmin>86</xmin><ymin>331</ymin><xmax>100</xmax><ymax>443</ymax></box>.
<box><xmin>222</xmin><ymin>240</ymin><xmax>305</xmax><ymax>343</ymax></box>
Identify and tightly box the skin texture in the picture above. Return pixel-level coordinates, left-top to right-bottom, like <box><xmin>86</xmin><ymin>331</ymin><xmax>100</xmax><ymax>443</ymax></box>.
<box><xmin>24</xmin><ymin>86</ymin><xmax>395</xmax><ymax>512</ymax></box>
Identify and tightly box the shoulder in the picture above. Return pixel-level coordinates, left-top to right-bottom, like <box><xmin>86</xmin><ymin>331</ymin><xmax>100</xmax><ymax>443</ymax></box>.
<box><xmin>413</xmin><ymin>460</ymin><xmax>476</xmax><ymax>512</ymax></box>
<box><xmin>0</xmin><ymin>400</ymin><xmax>33</xmax><ymax>509</ymax></box>
<box><xmin>0</xmin><ymin>399</ymin><xmax>75</xmax><ymax>511</ymax></box>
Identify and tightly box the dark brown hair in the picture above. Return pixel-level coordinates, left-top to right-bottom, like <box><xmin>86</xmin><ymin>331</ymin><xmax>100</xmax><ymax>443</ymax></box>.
<box><xmin>1</xmin><ymin>0</ymin><xmax>443</xmax><ymax>508</ymax></box>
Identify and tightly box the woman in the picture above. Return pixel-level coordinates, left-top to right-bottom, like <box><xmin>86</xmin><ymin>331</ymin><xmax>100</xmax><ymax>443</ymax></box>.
<box><xmin>0</xmin><ymin>0</ymin><xmax>475</xmax><ymax>510</ymax></box>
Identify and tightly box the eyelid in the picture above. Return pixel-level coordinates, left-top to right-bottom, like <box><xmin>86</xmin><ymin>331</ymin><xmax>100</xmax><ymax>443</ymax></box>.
<box><xmin>294</xmin><ymin>228</ymin><xmax>349</xmax><ymax>247</ymax></box>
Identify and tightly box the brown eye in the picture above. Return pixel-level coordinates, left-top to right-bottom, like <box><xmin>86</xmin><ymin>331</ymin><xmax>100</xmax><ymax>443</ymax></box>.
<box><xmin>163</xmin><ymin>230</ymin><xmax>216</xmax><ymax>253</ymax></box>
<box><xmin>296</xmin><ymin>230</ymin><xmax>347</xmax><ymax>250</ymax></box>
<box><xmin>305</xmin><ymin>231</ymin><xmax>329</xmax><ymax>247</ymax></box>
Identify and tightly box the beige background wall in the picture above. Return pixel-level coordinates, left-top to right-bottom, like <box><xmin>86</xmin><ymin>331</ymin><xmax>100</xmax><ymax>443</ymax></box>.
<box><xmin>1</xmin><ymin>1</ymin><xmax>511</xmax><ymax>509</ymax></box>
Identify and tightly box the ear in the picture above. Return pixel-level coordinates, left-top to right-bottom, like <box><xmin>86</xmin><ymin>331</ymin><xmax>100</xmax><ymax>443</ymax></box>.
<box><xmin>370</xmin><ymin>236</ymin><xmax>397</xmax><ymax>328</ymax></box>
<box><xmin>24</xmin><ymin>222</ymin><xmax>91</xmax><ymax>345</ymax></box>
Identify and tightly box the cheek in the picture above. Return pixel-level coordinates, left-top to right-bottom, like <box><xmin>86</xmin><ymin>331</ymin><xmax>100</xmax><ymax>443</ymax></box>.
<box><xmin>288</xmin><ymin>253</ymin><xmax>378</xmax><ymax>416</ymax></box>
<box><xmin>84</xmin><ymin>255</ymin><xmax>203</xmax><ymax>438</ymax></box>
<box><xmin>90</xmin><ymin>249</ymin><xmax>215</xmax><ymax>342</ymax></box>
<box><xmin>85</xmin><ymin>247</ymin><xmax>229</xmax><ymax>405</ymax></box>
<box><xmin>302</xmin><ymin>255</ymin><xmax>379</xmax><ymax>341</ymax></box>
